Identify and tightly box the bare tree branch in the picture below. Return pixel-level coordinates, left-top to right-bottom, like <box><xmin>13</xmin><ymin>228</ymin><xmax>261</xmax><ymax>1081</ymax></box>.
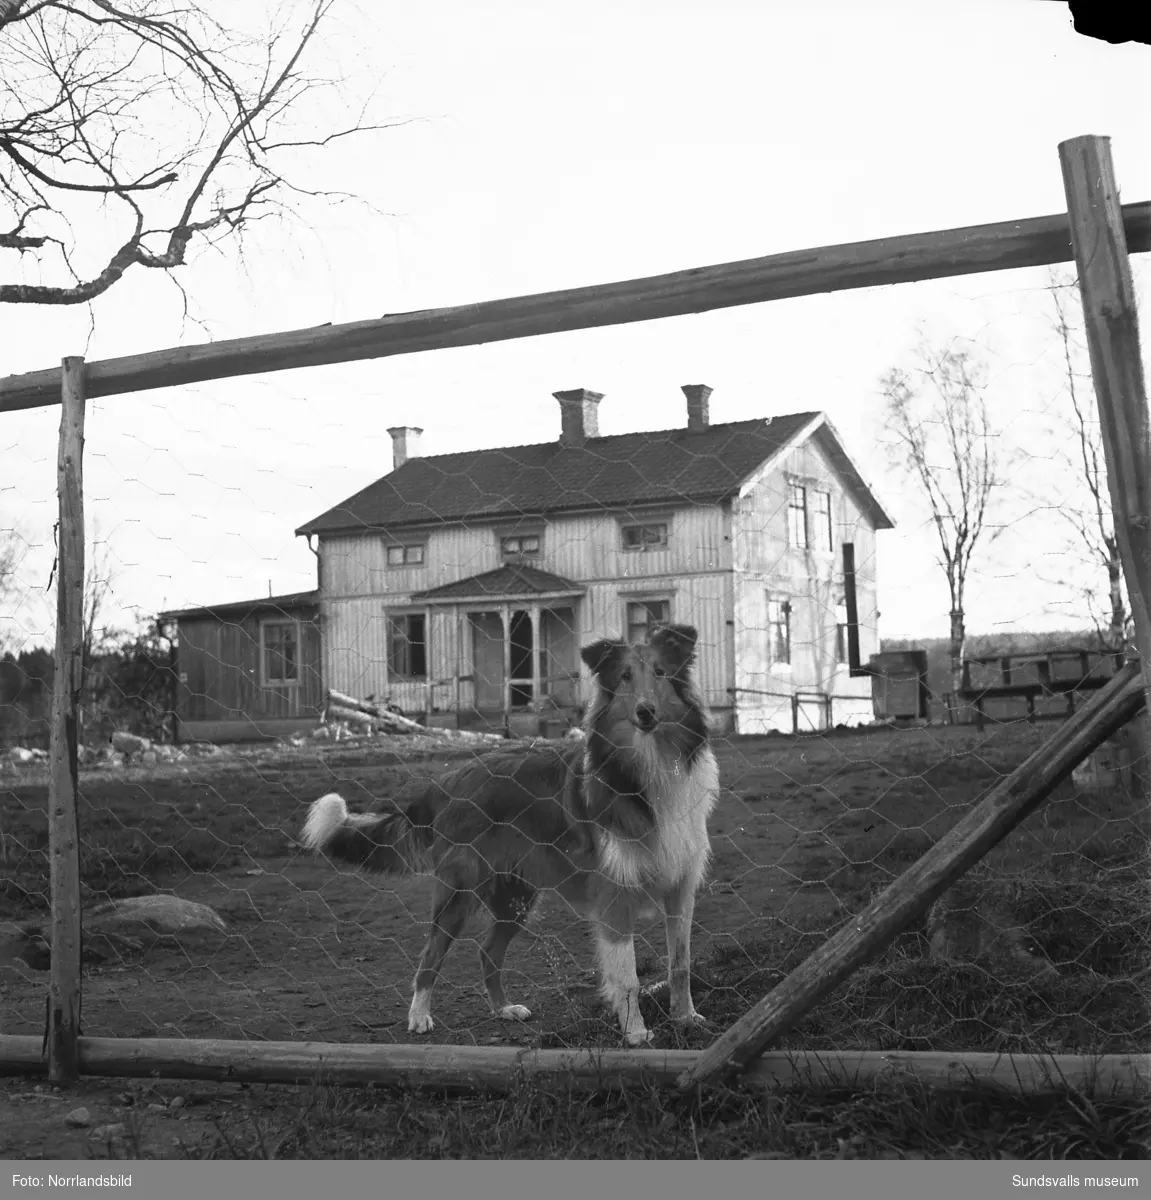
<box><xmin>0</xmin><ymin>133</ymin><xmax>178</xmax><ymax>192</ymax></box>
<box><xmin>1</xmin><ymin>0</ymin><xmax>390</xmax><ymax>305</ymax></box>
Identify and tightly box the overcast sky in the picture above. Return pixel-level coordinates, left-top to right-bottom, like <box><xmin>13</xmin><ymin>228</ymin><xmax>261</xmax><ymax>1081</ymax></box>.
<box><xmin>2</xmin><ymin>0</ymin><xmax>1149</xmax><ymax>650</ymax></box>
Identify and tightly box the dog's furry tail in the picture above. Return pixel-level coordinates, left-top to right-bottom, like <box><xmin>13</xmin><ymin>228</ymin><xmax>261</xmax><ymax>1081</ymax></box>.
<box><xmin>300</xmin><ymin>791</ymin><xmax>432</xmax><ymax>875</ymax></box>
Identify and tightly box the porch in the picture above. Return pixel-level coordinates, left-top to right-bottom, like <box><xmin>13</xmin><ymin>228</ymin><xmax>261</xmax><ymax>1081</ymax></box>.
<box><xmin>412</xmin><ymin>563</ymin><xmax>586</xmax><ymax>735</ymax></box>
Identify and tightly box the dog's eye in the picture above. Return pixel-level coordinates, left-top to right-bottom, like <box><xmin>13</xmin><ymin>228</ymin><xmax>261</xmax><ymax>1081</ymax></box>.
<box><xmin>620</xmin><ymin>669</ymin><xmax>632</xmax><ymax>682</ymax></box>
<box><xmin>653</xmin><ymin>666</ymin><xmax>666</xmax><ymax>678</ymax></box>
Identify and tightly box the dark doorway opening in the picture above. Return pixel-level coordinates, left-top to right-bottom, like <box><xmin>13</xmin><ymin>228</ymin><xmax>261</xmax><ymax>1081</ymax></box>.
<box><xmin>509</xmin><ymin>610</ymin><xmax>533</xmax><ymax>706</ymax></box>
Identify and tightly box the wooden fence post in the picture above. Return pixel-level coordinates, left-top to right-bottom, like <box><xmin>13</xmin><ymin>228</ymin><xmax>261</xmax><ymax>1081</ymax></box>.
<box><xmin>1059</xmin><ymin>135</ymin><xmax>1151</xmax><ymax>798</ymax></box>
<box><xmin>676</xmin><ymin>659</ymin><xmax>1145</xmax><ymax>1092</ymax></box>
<box><xmin>47</xmin><ymin>356</ymin><xmax>86</xmax><ymax>1084</ymax></box>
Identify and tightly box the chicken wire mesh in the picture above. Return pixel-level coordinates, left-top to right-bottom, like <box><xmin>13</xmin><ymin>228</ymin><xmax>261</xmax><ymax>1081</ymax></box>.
<box><xmin>2</xmin><ymin>706</ymin><xmax>1148</xmax><ymax>1056</ymax></box>
<box><xmin>2</xmin><ymin>275</ymin><xmax>1150</xmax><ymax>1065</ymax></box>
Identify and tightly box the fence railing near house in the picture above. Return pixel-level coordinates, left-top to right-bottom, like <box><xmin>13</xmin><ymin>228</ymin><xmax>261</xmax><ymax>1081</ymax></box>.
<box><xmin>960</xmin><ymin>648</ymin><xmax>1125</xmax><ymax>731</ymax></box>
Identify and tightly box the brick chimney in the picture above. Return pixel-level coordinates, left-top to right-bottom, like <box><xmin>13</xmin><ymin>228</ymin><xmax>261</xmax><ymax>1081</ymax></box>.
<box><xmin>682</xmin><ymin>384</ymin><xmax>713</xmax><ymax>432</ymax></box>
<box><xmin>553</xmin><ymin>389</ymin><xmax>603</xmax><ymax>447</ymax></box>
<box><xmin>387</xmin><ymin>426</ymin><xmax>423</xmax><ymax>470</ymax></box>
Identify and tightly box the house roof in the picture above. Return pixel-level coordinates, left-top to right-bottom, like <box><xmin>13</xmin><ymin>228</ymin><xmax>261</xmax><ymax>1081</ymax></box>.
<box><xmin>159</xmin><ymin>590</ymin><xmax>320</xmax><ymax>624</ymax></box>
<box><xmin>294</xmin><ymin>412</ymin><xmax>894</xmax><ymax>536</ymax></box>
<box><xmin>412</xmin><ymin>563</ymin><xmax>584</xmax><ymax>604</ymax></box>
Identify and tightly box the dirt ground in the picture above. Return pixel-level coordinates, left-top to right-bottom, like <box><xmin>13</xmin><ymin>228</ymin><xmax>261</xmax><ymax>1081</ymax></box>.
<box><xmin>2</xmin><ymin>721</ymin><xmax>1141</xmax><ymax>1159</ymax></box>
<box><xmin>0</xmin><ymin>1076</ymin><xmax>301</xmax><ymax>1160</ymax></box>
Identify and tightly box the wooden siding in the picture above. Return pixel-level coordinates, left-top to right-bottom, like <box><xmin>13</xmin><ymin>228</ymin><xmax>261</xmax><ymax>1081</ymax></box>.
<box><xmin>175</xmin><ymin>608</ymin><xmax>323</xmax><ymax>738</ymax></box>
<box><xmin>319</xmin><ymin>504</ymin><xmax>731</xmax><ymax>601</ymax></box>
<box><xmin>323</xmin><ymin>571</ymin><xmax>733</xmax><ymax>716</ymax></box>
<box><xmin>579</xmin><ymin>575</ymin><xmax>731</xmax><ymax>711</ymax></box>
<box><xmin>732</xmin><ymin>437</ymin><xmax>880</xmax><ymax>734</ymax></box>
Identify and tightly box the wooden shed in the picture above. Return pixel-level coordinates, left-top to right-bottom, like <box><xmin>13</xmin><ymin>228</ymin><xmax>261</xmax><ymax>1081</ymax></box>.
<box><xmin>158</xmin><ymin>591</ymin><xmax>322</xmax><ymax>744</ymax></box>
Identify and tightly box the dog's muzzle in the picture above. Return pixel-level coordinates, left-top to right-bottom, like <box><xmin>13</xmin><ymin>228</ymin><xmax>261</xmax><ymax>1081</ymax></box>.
<box><xmin>631</xmin><ymin>705</ymin><xmax>658</xmax><ymax>733</ymax></box>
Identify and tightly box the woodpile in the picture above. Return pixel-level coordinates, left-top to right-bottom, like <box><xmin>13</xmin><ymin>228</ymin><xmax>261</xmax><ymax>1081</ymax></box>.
<box><xmin>320</xmin><ymin>690</ymin><xmax>506</xmax><ymax>746</ymax></box>
<box><xmin>323</xmin><ymin>690</ymin><xmax>431</xmax><ymax>736</ymax></box>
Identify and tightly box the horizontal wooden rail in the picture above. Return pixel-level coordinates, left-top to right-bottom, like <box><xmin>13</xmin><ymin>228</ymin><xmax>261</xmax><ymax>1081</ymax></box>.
<box><xmin>1</xmin><ymin>1035</ymin><xmax>1147</xmax><ymax>1097</ymax></box>
<box><xmin>2</xmin><ymin>201</ymin><xmax>1149</xmax><ymax>413</ymax></box>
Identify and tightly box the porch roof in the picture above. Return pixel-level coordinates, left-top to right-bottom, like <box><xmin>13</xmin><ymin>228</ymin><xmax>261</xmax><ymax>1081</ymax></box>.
<box><xmin>411</xmin><ymin>562</ymin><xmax>584</xmax><ymax>605</ymax></box>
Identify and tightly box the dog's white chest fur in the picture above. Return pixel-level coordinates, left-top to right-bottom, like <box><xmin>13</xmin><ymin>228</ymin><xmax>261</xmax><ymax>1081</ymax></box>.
<box><xmin>596</xmin><ymin>745</ymin><xmax>719</xmax><ymax>892</ymax></box>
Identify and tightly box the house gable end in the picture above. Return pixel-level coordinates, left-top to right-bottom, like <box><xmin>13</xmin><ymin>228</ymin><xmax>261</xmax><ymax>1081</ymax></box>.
<box><xmin>734</xmin><ymin>413</ymin><xmax>893</xmax><ymax>533</ymax></box>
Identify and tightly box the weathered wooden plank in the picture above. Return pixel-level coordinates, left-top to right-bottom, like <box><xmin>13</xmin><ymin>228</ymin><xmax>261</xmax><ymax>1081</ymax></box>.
<box><xmin>1060</xmin><ymin>135</ymin><xmax>1151</xmax><ymax>798</ymax></box>
<box><xmin>0</xmin><ymin>1036</ymin><xmax>1146</xmax><ymax>1097</ymax></box>
<box><xmin>326</xmin><ymin>688</ymin><xmax>388</xmax><ymax>717</ymax></box>
<box><xmin>677</xmin><ymin>657</ymin><xmax>1146</xmax><ymax>1092</ymax></box>
<box><xmin>2</xmin><ymin>201</ymin><xmax>1150</xmax><ymax>413</ymax></box>
<box><xmin>325</xmin><ymin>696</ymin><xmax>428</xmax><ymax>734</ymax></box>
<box><xmin>47</xmin><ymin>356</ymin><xmax>86</xmax><ymax>1084</ymax></box>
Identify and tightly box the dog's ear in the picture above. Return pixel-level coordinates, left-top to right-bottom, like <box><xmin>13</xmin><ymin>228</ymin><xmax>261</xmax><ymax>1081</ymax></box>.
<box><xmin>581</xmin><ymin>638</ymin><xmax>626</xmax><ymax>678</ymax></box>
<box><xmin>647</xmin><ymin>624</ymin><xmax>698</xmax><ymax>671</ymax></box>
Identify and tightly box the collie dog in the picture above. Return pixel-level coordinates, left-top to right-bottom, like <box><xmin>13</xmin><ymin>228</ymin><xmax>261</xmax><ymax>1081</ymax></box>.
<box><xmin>300</xmin><ymin>623</ymin><xmax>719</xmax><ymax>1046</ymax></box>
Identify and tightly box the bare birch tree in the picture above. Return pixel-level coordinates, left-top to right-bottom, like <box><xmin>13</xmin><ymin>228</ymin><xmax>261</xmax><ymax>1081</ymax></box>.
<box><xmin>1</xmin><ymin>0</ymin><xmax>390</xmax><ymax>306</ymax></box>
<box><xmin>1043</xmin><ymin>268</ymin><xmax>1129</xmax><ymax>651</ymax></box>
<box><xmin>81</xmin><ymin>533</ymin><xmax>120</xmax><ymax>671</ymax></box>
<box><xmin>880</xmin><ymin>344</ymin><xmax>1005</xmax><ymax>721</ymax></box>
<box><xmin>0</xmin><ymin>527</ymin><xmax>30</xmax><ymax>653</ymax></box>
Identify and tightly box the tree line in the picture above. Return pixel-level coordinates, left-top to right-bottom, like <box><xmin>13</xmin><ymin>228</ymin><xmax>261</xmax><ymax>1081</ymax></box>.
<box><xmin>0</xmin><ymin>624</ymin><xmax>177</xmax><ymax>749</ymax></box>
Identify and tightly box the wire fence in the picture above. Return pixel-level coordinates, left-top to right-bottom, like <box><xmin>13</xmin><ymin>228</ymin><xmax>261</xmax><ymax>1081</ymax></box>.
<box><xmin>2</xmin><ymin>666</ymin><xmax>1147</xmax><ymax>1055</ymax></box>
<box><xmin>1</xmin><ymin>134</ymin><xmax>1149</xmax><ymax>1095</ymax></box>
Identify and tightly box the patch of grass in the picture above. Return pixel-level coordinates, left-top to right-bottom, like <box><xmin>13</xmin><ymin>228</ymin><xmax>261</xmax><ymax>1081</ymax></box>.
<box><xmin>88</xmin><ymin>1074</ymin><xmax>1151</xmax><ymax>1160</ymax></box>
<box><xmin>0</xmin><ymin>750</ymin><xmax>430</xmax><ymax>912</ymax></box>
<box><xmin>561</xmin><ymin>844</ymin><xmax>1149</xmax><ymax>1058</ymax></box>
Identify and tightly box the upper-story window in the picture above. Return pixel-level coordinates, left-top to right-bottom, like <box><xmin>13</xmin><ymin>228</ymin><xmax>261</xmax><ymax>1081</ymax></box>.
<box><xmin>787</xmin><ymin>483</ymin><xmax>808</xmax><ymax>549</ymax></box>
<box><xmin>621</xmin><ymin>522</ymin><xmax>668</xmax><ymax>551</ymax></box>
<box><xmin>500</xmin><ymin>533</ymin><xmax>541</xmax><ymax>557</ymax></box>
<box><xmin>789</xmin><ymin>482</ymin><xmax>834</xmax><ymax>552</ymax></box>
<box><xmin>385</xmin><ymin>542</ymin><xmax>426</xmax><ymax>567</ymax></box>
<box><xmin>811</xmin><ymin>489</ymin><xmax>834</xmax><ymax>552</ymax></box>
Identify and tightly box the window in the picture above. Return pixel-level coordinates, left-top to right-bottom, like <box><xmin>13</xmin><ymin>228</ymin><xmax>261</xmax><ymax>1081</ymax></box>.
<box><xmin>626</xmin><ymin>599</ymin><xmax>670</xmax><ymax>645</ymax></box>
<box><xmin>385</xmin><ymin>543</ymin><xmax>425</xmax><ymax>567</ymax></box>
<box><xmin>500</xmin><ymin>533</ymin><xmax>541</xmax><ymax>557</ymax></box>
<box><xmin>621</xmin><ymin>522</ymin><xmax>668</xmax><ymax>551</ymax></box>
<box><xmin>812</xmin><ymin>489</ymin><xmax>834</xmax><ymax>552</ymax></box>
<box><xmin>787</xmin><ymin>483</ymin><xmax>807</xmax><ymax>549</ymax></box>
<box><xmin>387</xmin><ymin>614</ymin><xmax>427</xmax><ymax>679</ymax></box>
<box><xmin>768</xmin><ymin>598</ymin><xmax>791</xmax><ymax>666</ymax></box>
<box><xmin>262</xmin><ymin>621</ymin><xmax>299</xmax><ymax>685</ymax></box>
<box><xmin>835</xmin><ymin>599</ymin><xmax>849</xmax><ymax>665</ymax></box>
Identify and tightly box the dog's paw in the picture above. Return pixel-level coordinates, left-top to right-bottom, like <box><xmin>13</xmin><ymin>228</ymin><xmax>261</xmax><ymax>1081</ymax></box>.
<box><xmin>673</xmin><ymin>1010</ymin><xmax>708</xmax><ymax>1027</ymax></box>
<box><xmin>624</xmin><ymin>1027</ymin><xmax>654</xmax><ymax>1047</ymax></box>
<box><xmin>408</xmin><ymin>1013</ymin><xmax>435</xmax><ymax>1034</ymax></box>
<box><xmin>641</xmin><ymin>980</ymin><xmax>669</xmax><ymax>998</ymax></box>
<box><xmin>498</xmin><ymin>1004</ymin><xmax>532</xmax><ymax>1022</ymax></box>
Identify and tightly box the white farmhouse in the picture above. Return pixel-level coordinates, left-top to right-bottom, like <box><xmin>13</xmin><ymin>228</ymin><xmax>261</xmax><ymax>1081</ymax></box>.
<box><xmin>295</xmin><ymin>386</ymin><xmax>893</xmax><ymax>734</ymax></box>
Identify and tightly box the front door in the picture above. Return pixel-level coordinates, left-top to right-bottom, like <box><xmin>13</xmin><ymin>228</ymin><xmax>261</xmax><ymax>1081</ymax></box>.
<box><xmin>541</xmin><ymin>606</ymin><xmax>578</xmax><ymax>706</ymax></box>
<box><xmin>470</xmin><ymin>612</ymin><xmax>505</xmax><ymax>709</ymax></box>
<box><xmin>508</xmin><ymin>610</ymin><xmax>534</xmax><ymax>707</ymax></box>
